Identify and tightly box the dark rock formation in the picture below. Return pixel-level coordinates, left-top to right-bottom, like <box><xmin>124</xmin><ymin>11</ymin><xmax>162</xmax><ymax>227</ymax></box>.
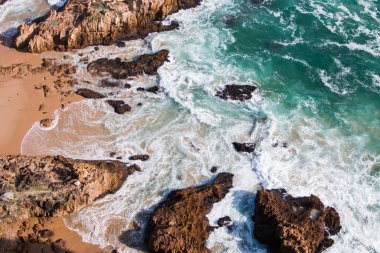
<box><xmin>145</xmin><ymin>173</ymin><xmax>234</xmax><ymax>253</ymax></box>
<box><xmin>253</xmin><ymin>189</ymin><xmax>342</xmax><ymax>253</ymax></box>
<box><xmin>0</xmin><ymin>0</ymin><xmax>7</xmax><ymax>5</ymax></box>
<box><xmin>106</xmin><ymin>100</ymin><xmax>131</xmax><ymax>114</ymax></box>
<box><xmin>216</xmin><ymin>84</ymin><xmax>257</xmax><ymax>101</ymax></box>
<box><xmin>232</xmin><ymin>142</ymin><xmax>256</xmax><ymax>153</ymax></box>
<box><xmin>87</xmin><ymin>50</ymin><xmax>169</xmax><ymax>79</ymax></box>
<box><xmin>0</xmin><ymin>155</ymin><xmax>133</xmax><ymax>223</ymax></box>
<box><xmin>13</xmin><ymin>0</ymin><xmax>201</xmax><ymax>52</ymax></box>
<box><xmin>129</xmin><ymin>155</ymin><xmax>150</xmax><ymax>161</ymax></box>
<box><xmin>101</xmin><ymin>79</ymin><xmax>122</xmax><ymax>88</ymax></box>
<box><xmin>211</xmin><ymin>166</ymin><xmax>218</xmax><ymax>173</ymax></box>
<box><xmin>146</xmin><ymin>86</ymin><xmax>160</xmax><ymax>94</ymax></box>
<box><xmin>75</xmin><ymin>88</ymin><xmax>105</xmax><ymax>99</ymax></box>
<box><xmin>217</xmin><ymin>216</ymin><xmax>233</xmax><ymax>229</ymax></box>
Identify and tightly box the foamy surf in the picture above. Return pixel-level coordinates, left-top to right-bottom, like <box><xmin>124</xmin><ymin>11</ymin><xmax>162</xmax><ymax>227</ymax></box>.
<box><xmin>8</xmin><ymin>0</ymin><xmax>380</xmax><ymax>252</ymax></box>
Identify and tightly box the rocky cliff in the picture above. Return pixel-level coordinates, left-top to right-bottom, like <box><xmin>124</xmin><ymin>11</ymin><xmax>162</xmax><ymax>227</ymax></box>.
<box><xmin>145</xmin><ymin>173</ymin><xmax>234</xmax><ymax>253</ymax></box>
<box><xmin>0</xmin><ymin>155</ymin><xmax>135</xmax><ymax>225</ymax></box>
<box><xmin>13</xmin><ymin>0</ymin><xmax>202</xmax><ymax>52</ymax></box>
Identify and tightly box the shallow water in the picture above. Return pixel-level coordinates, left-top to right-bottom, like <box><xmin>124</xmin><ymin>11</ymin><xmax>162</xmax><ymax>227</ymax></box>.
<box><xmin>1</xmin><ymin>0</ymin><xmax>380</xmax><ymax>252</ymax></box>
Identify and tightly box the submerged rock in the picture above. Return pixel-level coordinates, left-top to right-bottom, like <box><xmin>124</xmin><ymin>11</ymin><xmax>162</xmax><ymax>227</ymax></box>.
<box><xmin>129</xmin><ymin>155</ymin><xmax>150</xmax><ymax>161</ymax></box>
<box><xmin>76</xmin><ymin>88</ymin><xmax>105</xmax><ymax>99</ymax></box>
<box><xmin>253</xmin><ymin>189</ymin><xmax>342</xmax><ymax>253</ymax></box>
<box><xmin>216</xmin><ymin>84</ymin><xmax>257</xmax><ymax>101</ymax></box>
<box><xmin>145</xmin><ymin>173</ymin><xmax>234</xmax><ymax>253</ymax></box>
<box><xmin>13</xmin><ymin>0</ymin><xmax>201</xmax><ymax>52</ymax></box>
<box><xmin>87</xmin><ymin>50</ymin><xmax>169</xmax><ymax>79</ymax></box>
<box><xmin>232</xmin><ymin>142</ymin><xmax>256</xmax><ymax>153</ymax></box>
<box><xmin>106</xmin><ymin>100</ymin><xmax>131</xmax><ymax>114</ymax></box>
<box><xmin>0</xmin><ymin>155</ymin><xmax>134</xmax><ymax>222</ymax></box>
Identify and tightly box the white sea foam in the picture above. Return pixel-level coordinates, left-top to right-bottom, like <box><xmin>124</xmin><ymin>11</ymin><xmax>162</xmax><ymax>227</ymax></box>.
<box><xmin>12</xmin><ymin>0</ymin><xmax>380</xmax><ymax>252</ymax></box>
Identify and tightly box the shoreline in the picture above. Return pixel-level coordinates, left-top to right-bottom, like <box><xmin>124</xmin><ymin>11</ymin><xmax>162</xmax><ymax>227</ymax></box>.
<box><xmin>0</xmin><ymin>44</ymin><xmax>81</xmax><ymax>155</ymax></box>
<box><xmin>0</xmin><ymin>44</ymin><xmax>104</xmax><ymax>252</ymax></box>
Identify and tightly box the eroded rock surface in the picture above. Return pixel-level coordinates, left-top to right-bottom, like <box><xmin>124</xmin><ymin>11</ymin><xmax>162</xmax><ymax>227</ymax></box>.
<box><xmin>0</xmin><ymin>155</ymin><xmax>132</xmax><ymax>224</ymax></box>
<box><xmin>87</xmin><ymin>50</ymin><xmax>169</xmax><ymax>79</ymax></box>
<box><xmin>13</xmin><ymin>0</ymin><xmax>201</xmax><ymax>52</ymax></box>
<box><xmin>216</xmin><ymin>84</ymin><xmax>257</xmax><ymax>101</ymax></box>
<box><xmin>145</xmin><ymin>173</ymin><xmax>234</xmax><ymax>253</ymax></box>
<box><xmin>253</xmin><ymin>189</ymin><xmax>342</xmax><ymax>253</ymax></box>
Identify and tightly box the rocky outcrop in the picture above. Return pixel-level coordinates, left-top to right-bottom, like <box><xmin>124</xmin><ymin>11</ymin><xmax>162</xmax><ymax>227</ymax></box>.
<box><xmin>145</xmin><ymin>173</ymin><xmax>234</xmax><ymax>253</ymax></box>
<box><xmin>253</xmin><ymin>189</ymin><xmax>342</xmax><ymax>253</ymax></box>
<box><xmin>0</xmin><ymin>0</ymin><xmax>7</xmax><ymax>5</ymax></box>
<box><xmin>87</xmin><ymin>50</ymin><xmax>169</xmax><ymax>79</ymax></box>
<box><xmin>129</xmin><ymin>155</ymin><xmax>150</xmax><ymax>161</ymax></box>
<box><xmin>232</xmin><ymin>142</ymin><xmax>256</xmax><ymax>153</ymax></box>
<box><xmin>0</xmin><ymin>155</ymin><xmax>134</xmax><ymax>224</ymax></box>
<box><xmin>75</xmin><ymin>88</ymin><xmax>105</xmax><ymax>99</ymax></box>
<box><xmin>13</xmin><ymin>0</ymin><xmax>202</xmax><ymax>53</ymax></box>
<box><xmin>216</xmin><ymin>84</ymin><xmax>257</xmax><ymax>101</ymax></box>
<box><xmin>106</xmin><ymin>100</ymin><xmax>131</xmax><ymax>114</ymax></box>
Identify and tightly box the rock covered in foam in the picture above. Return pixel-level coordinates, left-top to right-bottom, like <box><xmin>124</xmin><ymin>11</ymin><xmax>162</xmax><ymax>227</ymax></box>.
<box><xmin>0</xmin><ymin>155</ymin><xmax>133</xmax><ymax>222</ymax></box>
<box><xmin>13</xmin><ymin>0</ymin><xmax>202</xmax><ymax>52</ymax></box>
<box><xmin>145</xmin><ymin>173</ymin><xmax>234</xmax><ymax>253</ymax></box>
<box><xmin>253</xmin><ymin>189</ymin><xmax>342</xmax><ymax>253</ymax></box>
<box><xmin>87</xmin><ymin>50</ymin><xmax>170</xmax><ymax>79</ymax></box>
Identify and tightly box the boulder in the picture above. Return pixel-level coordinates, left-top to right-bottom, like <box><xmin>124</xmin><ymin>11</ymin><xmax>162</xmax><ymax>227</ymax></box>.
<box><xmin>216</xmin><ymin>84</ymin><xmax>257</xmax><ymax>101</ymax></box>
<box><xmin>129</xmin><ymin>155</ymin><xmax>150</xmax><ymax>161</ymax></box>
<box><xmin>106</xmin><ymin>100</ymin><xmax>131</xmax><ymax>114</ymax></box>
<box><xmin>232</xmin><ymin>142</ymin><xmax>256</xmax><ymax>153</ymax></box>
<box><xmin>145</xmin><ymin>173</ymin><xmax>234</xmax><ymax>253</ymax></box>
<box><xmin>253</xmin><ymin>189</ymin><xmax>342</xmax><ymax>253</ymax></box>
<box><xmin>76</xmin><ymin>88</ymin><xmax>105</xmax><ymax>99</ymax></box>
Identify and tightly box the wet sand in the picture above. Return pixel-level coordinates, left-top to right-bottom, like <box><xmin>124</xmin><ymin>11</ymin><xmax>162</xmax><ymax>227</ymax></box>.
<box><xmin>0</xmin><ymin>44</ymin><xmax>81</xmax><ymax>154</ymax></box>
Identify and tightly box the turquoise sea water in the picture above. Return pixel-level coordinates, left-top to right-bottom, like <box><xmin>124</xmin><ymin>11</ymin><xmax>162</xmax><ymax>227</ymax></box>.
<box><xmin>2</xmin><ymin>0</ymin><xmax>380</xmax><ymax>252</ymax></box>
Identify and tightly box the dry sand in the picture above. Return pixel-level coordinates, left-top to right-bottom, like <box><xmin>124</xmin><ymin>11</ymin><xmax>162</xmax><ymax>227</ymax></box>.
<box><xmin>0</xmin><ymin>45</ymin><xmax>108</xmax><ymax>252</ymax></box>
<box><xmin>0</xmin><ymin>45</ymin><xmax>81</xmax><ymax>154</ymax></box>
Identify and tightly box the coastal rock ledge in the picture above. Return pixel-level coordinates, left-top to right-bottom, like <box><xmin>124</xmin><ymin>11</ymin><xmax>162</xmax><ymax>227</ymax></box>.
<box><xmin>0</xmin><ymin>155</ymin><xmax>134</xmax><ymax>223</ymax></box>
<box><xmin>145</xmin><ymin>173</ymin><xmax>234</xmax><ymax>253</ymax></box>
<box><xmin>13</xmin><ymin>0</ymin><xmax>202</xmax><ymax>53</ymax></box>
<box><xmin>253</xmin><ymin>189</ymin><xmax>342</xmax><ymax>253</ymax></box>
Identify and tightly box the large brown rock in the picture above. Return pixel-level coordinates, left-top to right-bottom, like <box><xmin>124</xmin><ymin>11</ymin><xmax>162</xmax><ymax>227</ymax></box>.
<box><xmin>87</xmin><ymin>50</ymin><xmax>169</xmax><ymax>79</ymax></box>
<box><xmin>0</xmin><ymin>155</ymin><xmax>133</xmax><ymax>223</ymax></box>
<box><xmin>253</xmin><ymin>189</ymin><xmax>342</xmax><ymax>253</ymax></box>
<box><xmin>13</xmin><ymin>0</ymin><xmax>202</xmax><ymax>53</ymax></box>
<box><xmin>145</xmin><ymin>173</ymin><xmax>234</xmax><ymax>253</ymax></box>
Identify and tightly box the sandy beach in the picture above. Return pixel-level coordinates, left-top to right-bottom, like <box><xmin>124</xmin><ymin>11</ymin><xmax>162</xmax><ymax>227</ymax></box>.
<box><xmin>0</xmin><ymin>44</ymin><xmax>106</xmax><ymax>252</ymax></box>
<box><xmin>0</xmin><ymin>45</ymin><xmax>81</xmax><ymax>155</ymax></box>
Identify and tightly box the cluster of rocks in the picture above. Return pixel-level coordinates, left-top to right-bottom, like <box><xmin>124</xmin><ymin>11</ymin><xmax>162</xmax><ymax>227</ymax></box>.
<box><xmin>143</xmin><ymin>180</ymin><xmax>341</xmax><ymax>253</ymax></box>
<box><xmin>13</xmin><ymin>0</ymin><xmax>202</xmax><ymax>53</ymax></box>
